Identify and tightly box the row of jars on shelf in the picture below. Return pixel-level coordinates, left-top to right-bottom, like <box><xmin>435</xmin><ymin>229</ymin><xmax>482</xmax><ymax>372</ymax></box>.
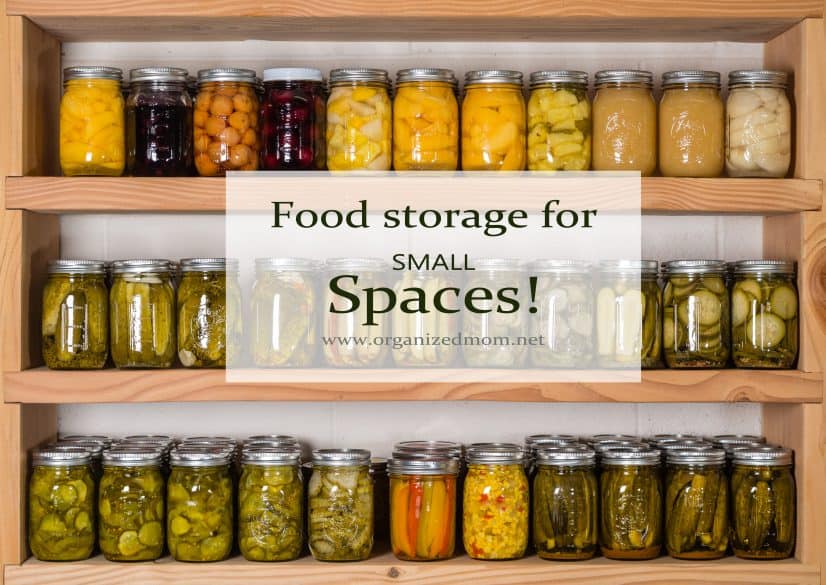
<box><xmin>60</xmin><ymin>65</ymin><xmax>792</xmax><ymax>178</ymax></box>
<box><xmin>29</xmin><ymin>432</ymin><xmax>794</xmax><ymax>564</ymax></box>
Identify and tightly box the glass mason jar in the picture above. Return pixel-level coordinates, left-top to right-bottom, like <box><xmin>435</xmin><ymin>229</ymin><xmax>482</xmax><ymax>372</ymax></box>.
<box><xmin>371</xmin><ymin>458</ymin><xmax>390</xmax><ymax>545</ymax></box>
<box><xmin>732</xmin><ymin>260</ymin><xmax>798</xmax><ymax>368</ymax></box>
<box><xmin>29</xmin><ymin>446</ymin><xmax>96</xmax><ymax>561</ymax></box>
<box><xmin>726</xmin><ymin>70</ymin><xmax>792</xmax><ymax>178</ymax></box>
<box><xmin>177</xmin><ymin>258</ymin><xmax>242</xmax><ymax>368</ymax></box>
<box><xmin>530</xmin><ymin>260</ymin><xmax>594</xmax><ymax>368</ymax></box>
<box><xmin>462</xmin><ymin>259</ymin><xmax>527</xmax><ymax>367</ymax></box>
<box><xmin>60</xmin><ymin>66</ymin><xmax>125</xmax><ymax>176</ymax></box>
<box><xmin>651</xmin><ymin>433</ymin><xmax>702</xmax><ymax>446</ymax></box>
<box><xmin>167</xmin><ymin>447</ymin><xmax>234</xmax><ymax>562</ymax></box>
<box><xmin>662</xmin><ymin>260</ymin><xmax>730</xmax><ymax>368</ymax></box>
<box><xmin>524</xmin><ymin>434</ymin><xmax>581</xmax><ymax>477</ymax></box>
<box><xmin>462</xmin><ymin>70</ymin><xmax>526</xmax><ymax>171</ymax></box>
<box><xmin>658</xmin><ymin>71</ymin><xmax>724</xmax><ymax>177</ymax></box>
<box><xmin>731</xmin><ymin>447</ymin><xmax>795</xmax><ymax>559</ymax></box>
<box><xmin>393</xmin><ymin>68</ymin><xmax>459</xmax><ymax>170</ymax></box>
<box><xmin>251</xmin><ymin>258</ymin><xmax>318</xmax><ymax>367</ymax></box>
<box><xmin>42</xmin><ymin>259</ymin><xmax>109</xmax><ymax>370</ymax></box>
<box><xmin>596</xmin><ymin>260</ymin><xmax>662</xmax><ymax>369</ymax></box>
<box><xmin>55</xmin><ymin>439</ymin><xmax>105</xmax><ymax>479</ymax></box>
<box><xmin>664</xmin><ymin>448</ymin><xmax>729</xmax><ymax>560</ymax></box>
<box><xmin>599</xmin><ymin>446</ymin><xmax>663</xmax><ymax>560</ymax></box>
<box><xmin>389</xmin><ymin>455</ymin><xmax>460</xmax><ymax>561</ymax></box>
<box><xmin>98</xmin><ymin>448</ymin><xmax>165</xmax><ymax>561</ymax></box>
<box><xmin>592</xmin><ymin>70</ymin><xmax>657</xmax><ymax>176</ymax></box>
<box><xmin>238</xmin><ymin>447</ymin><xmax>304</xmax><ymax>561</ymax></box>
<box><xmin>308</xmin><ymin>449</ymin><xmax>374</xmax><ymax>561</ymax></box>
<box><xmin>260</xmin><ymin>67</ymin><xmax>326</xmax><ymax>170</ymax></box>
<box><xmin>126</xmin><ymin>67</ymin><xmax>193</xmax><ymax>176</ymax></box>
<box><xmin>322</xmin><ymin>258</ymin><xmax>390</xmax><ymax>367</ymax></box>
<box><xmin>326</xmin><ymin>68</ymin><xmax>392</xmax><ymax>170</ymax></box>
<box><xmin>110</xmin><ymin>259</ymin><xmax>176</xmax><ymax>368</ymax></box>
<box><xmin>193</xmin><ymin>67</ymin><xmax>260</xmax><ymax>176</ymax></box>
<box><xmin>527</xmin><ymin>70</ymin><xmax>591</xmax><ymax>171</ymax></box>
<box><xmin>463</xmin><ymin>443</ymin><xmax>529</xmax><ymax>560</ymax></box>
<box><xmin>713</xmin><ymin>434</ymin><xmax>766</xmax><ymax>465</ymax></box>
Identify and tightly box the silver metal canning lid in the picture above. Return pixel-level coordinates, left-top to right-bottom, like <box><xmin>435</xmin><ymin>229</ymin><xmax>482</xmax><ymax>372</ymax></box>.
<box><xmin>198</xmin><ymin>67</ymin><xmax>257</xmax><ymax>84</ymax></box>
<box><xmin>651</xmin><ymin>433</ymin><xmax>702</xmax><ymax>444</ymax></box>
<box><xmin>388</xmin><ymin>455</ymin><xmax>459</xmax><ymax>476</ymax></box>
<box><xmin>56</xmin><ymin>440</ymin><xmax>104</xmax><ymax>456</ymax></box>
<box><xmin>246</xmin><ymin>434</ymin><xmax>299</xmax><ymax>445</ymax></box>
<box><xmin>535</xmin><ymin>446</ymin><xmax>596</xmax><ymax>466</ymax></box>
<box><xmin>170</xmin><ymin>447</ymin><xmax>231</xmax><ymax>467</ymax></box>
<box><xmin>397</xmin><ymin>68</ymin><xmax>456</xmax><ymax>85</ymax></box>
<box><xmin>601</xmin><ymin>446</ymin><xmax>661</xmax><ymax>466</ymax></box>
<box><xmin>33</xmin><ymin>446</ymin><xmax>91</xmax><ymax>466</ymax></box>
<box><xmin>329</xmin><ymin>68</ymin><xmax>390</xmax><ymax>87</ymax></box>
<box><xmin>657</xmin><ymin>439</ymin><xmax>715</xmax><ymax>452</ymax></box>
<box><xmin>529</xmin><ymin>70</ymin><xmax>588</xmax><ymax>88</ymax></box>
<box><xmin>64</xmin><ymin>66</ymin><xmax>123</xmax><ymax>82</ymax></box>
<box><xmin>733</xmin><ymin>259</ymin><xmax>796</xmax><ymax>275</ymax></box>
<box><xmin>130</xmin><ymin>67</ymin><xmax>189</xmax><ymax>84</ymax></box>
<box><xmin>102</xmin><ymin>447</ymin><xmax>162</xmax><ymax>467</ymax></box>
<box><xmin>242</xmin><ymin>441</ymin><xmax>301</xmax><ymax>455</ymax></box>
<box><xmin>112</xmin><ymin>259</ymin><xmax>172</xmax><ymax>274</ymax></box>
<box><xmin>180</xmin><ymin>258</ymin><xmax>239</xmax><ymax>273</ymax></box>
<box><xmin>48</xmin><ymin>259</ymin><xmax>106</xmax><ymax>275</ymax></box>
<box><xmin>182</xmin><ymin>435</ymin><xmax>235</xmax><ymax>443</ymax></box>
<box><xmin>255</xmin><ymin>258</ymin><xmax>318</xmax><ymax>272</ymax></box>
<box><xmin>529</xmin><ymin>259</ymin><xmax>591</xmax><ymax>274</ymax></box>
<box><xmin>312</xmin><ymin>448</ymin><xmax>371</xmax><ymax>467</ymax></box>
<box><xmin>662</xmin><ymin>259</ymin><xmax>727</xmax><ymax>275</ymax></box>
<box><xmin>466</xmin><ymin>443</ymin><xmax>524</xmax><ymax>464</ymax></box>
<box><xmin>472</xmin><ymin>258</ymin><xmax>524</xmax><ymax>272</ymax></box>
<box><xmin>61</xmin><ymin>434</ymin><xmax>112</xmax><ymax>447</ymax></box>
<box><xmin>393</xmin><ymin>441</ymin><xmax>463</xmax><ymax>459</ymax></box>
<box><xmin>712</xmin><ymin>434</ymin><xmax>767</xmax><ymax>448</ymax></box>
<box><xmin>662</xmin><ymin>70</ymin><xmax>721</xmax><ymax>89</ymax></box>
<box><xmin>728</xmin><ymin>70</ymin><xmax>788</xmax><ymax>89</ymax></box>
<box><xmin>262</xmin><ymin>67</ymin><xmax>323</xmax><ymax>82</ymax></box>
<box><xmin>324</xmin><ymin>257</ymin><xmax>388</xmax><ymax>272</ymax></box>
<box><xmin>464</xmin><ymin>70</ymin><xmax>523</xmax><ymax>86</ymax></box>
<box><xmin>595</xmin><ymin>70</ymin><xmax>653</xmax><ymax>88</ymax></box>
<box><xmin>589</xmin><ymin>433</ymin><xmax>641</xmax><ymax>444</ymax></box>
<box><xmin>599</xmin><ymin>259</ymin><xmax>659</xmax><ymax>276</ymax></box>
<box><xmin>593</xmin><ymin>441</ymin><xmax>649</xmax><ymax>454</ymax></box>
<box><xmin>733</xmin><ymin>446</ymin><xmax>793</xmax><ymax>466</ymax></box>
<box><xmin>667</xmin><ymin>448</ymin><xmax>726</xmax><ymax>465</ymax></box>
<box><xmin>123</xmin><ymin>434</ymin><xmax>173</xmax><ymax>445</ymax></box>
<box><xmin>242</xmin><ymin>447</ymin><xmax>301</xmax><ymax>465</ymax></box>
<box><xmin>525</xmin><ymin>434</ymin><xmax>579</xmax><ymax>448</ymax></box>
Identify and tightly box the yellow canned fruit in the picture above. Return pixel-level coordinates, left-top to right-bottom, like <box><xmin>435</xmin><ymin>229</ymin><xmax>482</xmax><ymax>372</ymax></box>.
<box><xmin>527</xmin><ymin>87</ymin><xmax>591</xmax><ymax>171</ymax></box>
<box><xmin>393</xmin><ymin>83</ymin><xmax>459</xmax><ymax>170</ymax></box>
<box><xmin>462</xmin><ymin>86</ymin><xmax>526</xmax><ymax>171</ymax></box>
<box><xmin>327</xmin><ymin>84</ymin><xmax>392</xmax><ymax>170</ymax></box>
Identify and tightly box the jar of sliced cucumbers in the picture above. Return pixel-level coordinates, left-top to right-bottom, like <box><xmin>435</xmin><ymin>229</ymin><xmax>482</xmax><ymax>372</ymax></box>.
<box><xmin>731</xmin><ymin>260</ymin><xmax>797</xmax><ymax>369</ymax></box>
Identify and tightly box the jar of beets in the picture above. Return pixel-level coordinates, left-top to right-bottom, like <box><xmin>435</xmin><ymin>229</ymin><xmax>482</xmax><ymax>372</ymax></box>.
<box><xmin>260</xmin><ymin>68</ymin><xmax>326</xmax><ymax>170</ymax></box>
<box><xmin>126</xmin><ymin>67</ymin><xmax>193</xmax><ymax>176</ymax></box>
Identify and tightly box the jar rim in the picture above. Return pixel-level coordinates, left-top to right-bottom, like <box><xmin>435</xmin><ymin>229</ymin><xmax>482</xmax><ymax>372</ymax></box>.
<box><xmin>64</xmin><ymin>66</ymin><xmax>123</xmax><ymax>82</ymax></box>
<box><xmin>262</xmin><ymin>67</ymin><xmax>323</xmax><ymax>82</ymax></box>
<box><xmin>733</xmin><ymin>446</ymin><xmax>793</xmax><ymax>466</ymax></box>
<box><xmin>464</xmin><ymin>69</ymin><xmax>523</xmax><ymax>86</ymax></box>
<box><xmin>662</xmin><ymin>70</ymin><xmax>721</xmax><ymax>89</ymax></box>
<box><xmin>600</xmin><ymin>446</ymin><xmax>661</xmax><ymax>466</ymax></box>
<box><xmin>48</xmin><ymin>259</ymin><xmax>106</xmax><ymax>275</ymax></box>
<box><xmin>466</xmin><ymin>442</ymin><xmax>525</xmax><ymax>463</ymax></box>
<box><xmin>529</xmin><ymin>259</ymin><xmax>591</xmax><ymax>274</ymax></box>
<box><xmin>198</xmin><ymin>67</ymin><xmax>257</xmax><ymax>84</ymax></box>
<box><xmin>662</xmin><ymin>259</ymin><xmax>727</xmax><ymax>275</ymax></box>
<box><xmin>733</xmin><ymin>259</ymin><xmax>796</xmax><ymax>275</ymax></box>
<box><xmin>329</xmin><ymin>68</ymin><xmax>390</xmax><ymax>87</ymax></box>
<box><xmin>180</xmin><ymin>257</ymin><xmax>239</xmax><ymax>273</ymax></box>
<box><xmin>102</xmin><ymin>447</ymin><xmax>163</xmax><ymax>467</ymax></box>
<box><xmin>393</xmin><ymin>440</ymin><xmax>463</xmax><ymax>458</ymax></box>
<box><xmin>255</xmin><ymin>257</ymin><xmax>319</xmax><ymax>272</ymax></box>
<box><xmin>130</xmin><ymin>66</ymin><xmax>189</xmax><ymax>84</ymax></box>
<box><xmin>312</xmin><ymin>448</ymin><xmax>371</xmax><ymax>466</ymax></box>
<box><xmin>529</xmin><ymin>70</ymin><xmax>588</xmax><ymax>88</ymax></box>
<box><xmin>112</xmin><ymin>259</ymin><xmax>172</xmax><ymax>274</ymax></box>
<box><xmin>388</xmin><ymin>455</ymin><xmax>460</xmax><ymax>475</ymax></box>
<box><xmin>535</xmin><ymin>445</ymin><xmax>596</xmax><ymax>465</ymax></box>
<box><xmin>396</xmin><ymin>68</ymin><xmax>457</xmax><ymax>85</ymax></box>
<box><xmin>595</xmin><ymin>69</ymin><xmax>653</xmax><ymax>88</ymax></box>
<box><xmin>471</xmin><ymin>258</ymin><xmax>525</xmax><ymax>271</ymax></box>
<box><xmin>667</xmin><ymin>448</ymin><xmax>726</xmax><ymax>465</ymax></box>
<box><xmin>33</xmin><ymin>446</ymin><xmax>91</xmax><ymax>466</ymax></box>
<box><xmin>170</xmin><ymin>446</ymin><xmax>232</xmax><ymax>467</ymax></box>
<box><xmin>242</xmin><ymin>447</ymin><xmax>302</xmax><ymax>465</ymax></box>
<box><xmin>324</xmin><ymin>257</ymin><xmax>389</xmax><ymax>271</ymax></box>
<box><xmin>728</xmin><ymin>70</ymin><xmax>789</xmax><ymax>88</ymax></box>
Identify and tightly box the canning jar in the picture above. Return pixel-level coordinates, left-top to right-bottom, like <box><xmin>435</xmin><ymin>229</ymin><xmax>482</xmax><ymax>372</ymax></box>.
<box><xmin>251</xmin><ymin>258</ymin><xmax>318</xmax><ymax>367</ymax></box>
<box><xmin>326</xmin><ymin>68</ymin><xmax>391</xmax><ymax>170</ymax></box>
<box><xmin>664</xmin><ymin>449</ymin><xmax>728</xmax><ymax>560</ymax></box>
<box><xmin>126</xmin><ymin>67</ymin><xmax>193</xmax><ymax>176</ymax></box>
<box><xmin>592</xmin><ymin>70</ymin><xmax>657</xmax><ymax>175</ymax></box>
<box><xmin>110</xmin><ymin>259</ymin><xmax>176</xmax><ymax>368</ymax></box>
<box><xmin>389</xmin><ymin>455</ymin><xmax>459</xmax><ymax>561</ymax></box>
<box><xmin>177</xmin><ymin>258</ymin><xmax>242</xmax><ymax>368</ymax></box>
<box><xmin>525</xmin><ymin>434</ymin><xmax>581</xmax><ymax>476</ymax></box>
<box><xmin>529</xmin><ymin>260</ymin><xmax>593</xmax><ymax>367</ymax></box>
<box><xmin>55</xmin><ymin>439</ymin><xmax>105</xmax><ymax>479</ymax></box>
<box><xmin>732</xmin><ymin>260</ymin><xmax>798</xmax><ymax>369</ymax></box>
<box><xmin>393</xmin><ymin>68</ymin><xmax>459</xmax><ymax>170</ymax></box>
<box><xmin>98</xmin><ymin>448</ymin><xmax>165</xmax><ymax>561</ymax></box>
<box><xmin>239</xmin><ymin>447</ymin><xmax>303</xmax><ymax>561</ymax></box>
<box><xmin>662</xmin><ymin>260</ymin><xmax>730</xmax><ymax>368</ymax></box>
<box><xmin>658</xmin><ymin>71</ymin><xmax>724</xmax><ymax>177</ymax></box>
<box><xmin>308</xmin><ymin>449</ymin><xmax>374</xmax><ymax>561</ymax></box>
<box><xmin>193</xmin><ymin>68</ymin><xmax>259</xmax><ymax>176</ymax></box>
<box><xmin>713</xmin><ymin>434</ymin><xmax>766</xmax><ymax>464</ymax></box>
<box><xmin>260</xmin><ymin>67</ymin><xmax>326</xmax><ymax>170</ymax></box>
<box><xmin>462</xmin><ymin>259</ymin><xmax>528</xmax><ymax>367</ymax></box>
<box><xmin>533</xmin><ymin>447</ymin><xmax>597</xmax><ymax>560</ymax></box>
<box><xmin>596</xmin><ymin>260</ymin><xmax>662</xmax><ymax>368</ymax></box>
<box><xmin>167</xmin><ymin>448</ymin><xmax>234</xmax><ymax>562</ymax></box>
<box><xmin>726</xmin><ymin>71</ymin><xmax>791</xmax><ymax>178</ymax></box>
<box><xmin>599</xmin><ymin>446</ymin><xmax>663</xmax><ymax>560</ymax></box>
<box><xmin>463</xmin><ymin>443</ymin><xmax>529</xmax><ymax>560</ymax></box>
<box><xmin>371</xmin><ymin>458</ymin><xmax>390</xmax><ymax>545</ymax></box>
<box><xmin>731</xmin><ymin>447</ymin><xmax>795</xmax><ymax>559</ymax></box>
<box><xmin>527</xmin><ymin>70</ymin><xmax>591</xmax><ymax>171</ymax></box>
<box><xmin>29</xmin><ymin>447</ymin><xmax>96</xmax><ymax>561</ymax></box>
<box><xmin>60</xmin><ymin>66</ymin><xmax>125</xmax><ymax>176</ymax></box>
<box><xmin>42</xmin><ymin>260</ymin><xmax>108</xmax><ymax>370</ymax></box>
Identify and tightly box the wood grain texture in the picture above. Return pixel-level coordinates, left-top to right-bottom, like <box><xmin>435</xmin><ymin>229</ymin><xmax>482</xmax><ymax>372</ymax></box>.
<box><xmin>19</xmin><ymin>20</ymin><xmax>59</xmax><ymax>177</ymax></box>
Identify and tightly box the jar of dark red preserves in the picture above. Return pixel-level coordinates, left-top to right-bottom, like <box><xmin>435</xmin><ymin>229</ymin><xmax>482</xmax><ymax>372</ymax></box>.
<box><xmin>260</xmin><ymin>68</ymin><xmax>326</xmax><ymax>170</ymax></box>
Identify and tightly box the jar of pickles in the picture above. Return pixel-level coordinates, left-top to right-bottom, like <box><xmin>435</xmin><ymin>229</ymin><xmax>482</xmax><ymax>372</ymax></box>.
<box><xmin>731</xmin><ymin>446</ymin><xmax>795</xmax><ymax>560</ymax></box>
<box><xmin>327</xmin><ymin>68</ymin><xmax>392</xmax><ymax>170</ymax></box>
<box><xmin>664</xmin><ymin>448</ymin><xmax>728</xmax><ymax>560</ymax></box>
<box><xmin>527</xmin><ymin>70</ymin><xmax>591</xmax><ymax>171</ymax></box>
<box><xmin>462</xmin><ymin>70</ymin><xmax>526</xmax><ymax>171</ymax></box>
<box><xmin>29</xmin><ymin>446</ymin><xmax>96</xmax><ymax>561</ymax></box>
<box><xmin>662</xmin><ymin>260</ymin><xmax>730</xmax><ymax>368</ymax></box>
<box><xmin>592</xmin><ymin>70</ymin><xmax>657</xmax><ymax>176</ymax></box>
<box><xmin>260</xmin><ymin>67</ymin><xmax>326</xmax><ymax>170</ymax></box>
<box><xmin>251</xmin><ymin>258</ymin><xmax>318</xmax><ymax>367</ymax></box>
<box><xmin>193</xmin><ymin>68</ymin><xmax>260</xmax><ymax>176</ymax></box>
<box><xmin>60</xmin><ymin>66</ymin><xmax>125</xmax><ymax>176</ymax></box>
<box><xmin>463</xmin><ymin>443</ymin><xmax>529</xmax><ymax>560</ymax></box>
<box><xmin>110</xmin><ymin>259</ymin><xmax>176</xmax><ymax>368</ymax></box>
<box><xmin>308</xmin><ymin>449</ymin><xmax>374</xmax><ymax>561</ymax></box>
<box><xmin>42</xmin><ymin>260</ymin><xmax>109</xmax><ymax>370</ymax></box>
<box><xmin>713</xmin><ymin>434</ymin><xmax>766</xmax><ymax>464</ymax></box>
<box><xmin>56</xmin><ymin>439</ymin><xmax>105</xmax><ymax>479</ymax></box>
<box><xmin>596</xmin><ymin>260</ymin><xmax>662</xmax><ymax>368</ymax></box>
<box><xmin>726</xmin><ymin>71</ymin><xmax>792</xmax><ymax>178</ymax></box>
<box><xmin>126</xmin><ymin>67</ymin><xmax>193</xmax><ymax>176</ymax></box>
<box><xmin>732</xmin><ymin>260</ymin><xmax>798</xmax><ymax>369</ymax></box>
<box><xmin>658</xmin><ymin>71</ymin><xmax>724</xmax><ymax>178</ymax></box>
<box><xmin>393</xmin><ymin>68</ymin><xmax>459</xmax><ymax>170</ymax></box>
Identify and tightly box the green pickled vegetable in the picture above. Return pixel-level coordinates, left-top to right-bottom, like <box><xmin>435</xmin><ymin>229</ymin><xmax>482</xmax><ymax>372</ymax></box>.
<box><xmin>239</xmin><ymin>464</ymin><xmax>303</xmax><ymax>561</ymax></box>
<box><xmin>308</xmin><ymin>465</ymin><xmax>373</xmax><ymax>561</ymax></box>
<box><xmin>731</xmin><ymin>464</ymin><xmax>795</xmax><ymax>559</ymax></box>
<box><xmin>596</xmin><ymin>275</ymin><xmax>662</xmax><ymax>369</ymax></box>
<box><xmin>530</xmin><ymin>273</ymin><xmax>594</xmax><ymax>368</ymax></box>
<box><xmin>664</xmin><ymin>464</ymin><xmax>728</xmax><ymax>559</ymax></box>
<box><xmin>732</xmin><ymin>275</ymin><xmax>798</xmax><ymax>368</ymax></box>
<box><xmin>663</xmin><ymin>274</ymin><xmax>729</xmax><ymax>368</ymax></box>
<box><xmin>533</xmin><ymin>465</ymin><xmax>597</xmax><ymax>560</ymax></box>
<box><xmin>599</xmin><ymin>465</ymin><xmax>662</xmax><ymax>560</ymax></box>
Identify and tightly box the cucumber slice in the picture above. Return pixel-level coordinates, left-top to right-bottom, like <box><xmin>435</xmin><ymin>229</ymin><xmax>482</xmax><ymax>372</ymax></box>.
<box><xmin>746</xmin><ymin>313</ymin><xmax>786</xmax><ymax>348</ymax></box>
<box><xmin>703</xmin><ymin>276</ymin><xmax>726</xmax><ymax>295</ymax></box>
<box><xmin>663</xmin><ymin>317</ymin><xmax>675</xmax><ymax>349</ymax></box>
<box><xmin>731</xmin><ymin>289</ymin><xmax>751</xmax><ymax>327</ymax></box>
<box><xmin>769</xmin><ymin>285</ymin><xmax>798</xmax><ymax>320</ymax></box>
<box><xmin>618</xmin><ymin>290</ymin><xmax>643</xmax><ymax>356</ymax></box>
<box><xmin>682</xmin><ymin>290</ymin><xmax>722</xmax><ymax>327</ymax></box>
<box><xmin>734</xmin><ymin>279</ymin><xmax>762</xmax><ymax>302</ymax></box>
<box><xmin>596</xmin><ymin>287</ymin><xmax>617</xmax><ymax>356</ymax></box>
<box><xmin>663</xmin><ymin>284</ymin><xmax>673</xmax><ymax>306</ymax></box>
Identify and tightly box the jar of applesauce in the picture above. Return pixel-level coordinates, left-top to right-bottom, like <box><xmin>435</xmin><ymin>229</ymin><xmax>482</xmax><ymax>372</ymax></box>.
<box><xmin>659</xmin><ymin>71</ymin><xmax>724</xmax><ymax>177</ymax></box>
<box><xmin>592</xmin><ymin>70</ymin><xmax>657</xmax><ymax>176</ymax></box>
<box><xmin>462</xmin><ymin>70</ymin><xmax>526</xmax><ymax>171</ymax></box>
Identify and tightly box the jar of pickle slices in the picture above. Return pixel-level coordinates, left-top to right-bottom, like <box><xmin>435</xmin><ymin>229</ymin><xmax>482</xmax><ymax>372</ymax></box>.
<box><xmin>55</xmin><ymin>439</ymin><xmax>105</xmax><ymax>479</ymax></box>
<box><xmin>662</xmin><ymin>260</ymin><xmax>730</xmax><ymax>368</ymax></box>
<box><xmin>462</xmin><ymin>70</ymin><xmax>526</xmax><ymax>171</ymax></box>
<box><xmin>60</xmin><ymin>66</ymin><xmax>125</xmax><ymax>176</ymax></box>
<box><xmin>732</xmin><ymin>260</ymin><xmax>798</xmax><ymax>369</ymax></box>
<box><xmin>527</xmin><ymin>70</ymin><xmax>591</xmax><ymax>171</ymax></box>
<box><xmin>42</xmin><ymin>260</ymin><xmax>109</xmax><ymax>370</ymax></box>
<box><xmin>596</xmin><ymin>260</ymin><xmax>662</xmax><ymax>369</ymax></box>
<box><xmin>327</xmin><ymin>68</ymin><xmax>392</xmax><ymax>170</ymax></box>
